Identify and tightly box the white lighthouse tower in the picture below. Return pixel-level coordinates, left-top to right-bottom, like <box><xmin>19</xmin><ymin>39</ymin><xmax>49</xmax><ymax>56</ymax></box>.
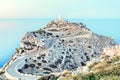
<box><xmin>58</xmin><ymin>13</ymin><xmax>62</xmax><ymax>20</ymax></box>
<box><xmin>55</xmin><ymin>13</ymin><xmax>65</xmax><ymax>24</ymax></box>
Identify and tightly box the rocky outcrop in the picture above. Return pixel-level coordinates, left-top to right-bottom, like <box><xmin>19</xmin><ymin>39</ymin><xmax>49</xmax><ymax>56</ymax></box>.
<box><xmin>18</xmin><ymin>19</ymin><xmax>115</xmax><ymax>76</ymax></box>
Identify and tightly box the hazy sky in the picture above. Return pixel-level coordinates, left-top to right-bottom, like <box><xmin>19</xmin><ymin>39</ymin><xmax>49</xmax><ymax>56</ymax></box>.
<box><xmin>0</xmin><ymin>0</ymin><xmax>120</xmax><ymax>18</ymax></box>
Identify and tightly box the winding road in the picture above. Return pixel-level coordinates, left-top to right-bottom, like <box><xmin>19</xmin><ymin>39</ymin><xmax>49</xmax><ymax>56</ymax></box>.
<box><xmin>5</xmin><ymin>35</ymin><xmax>88</xmax><ymax>80</ymax></box>
<box><xmin>5</xmin><ymin>39</ymin><xmax>55</xmax><ymax>80</ymax></box>
<box><xmin>5</xmin><ymin>50</ymin><xmax>42</xmax><ymax>80</ymax></box>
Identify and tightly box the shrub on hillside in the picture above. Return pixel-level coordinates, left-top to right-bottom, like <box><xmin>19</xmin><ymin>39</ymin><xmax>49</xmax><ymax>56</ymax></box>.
<box><xmin>36</xmin><ymin>28</ymin><xmax>45</xmax><ymax>34</ymax></box>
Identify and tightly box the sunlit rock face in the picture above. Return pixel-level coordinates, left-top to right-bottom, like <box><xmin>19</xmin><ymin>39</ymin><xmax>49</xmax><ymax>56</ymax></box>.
<box><xmin>19</xmin><ymin>19</ymin><xmax>115</xmax><ymax>76</ymax></box>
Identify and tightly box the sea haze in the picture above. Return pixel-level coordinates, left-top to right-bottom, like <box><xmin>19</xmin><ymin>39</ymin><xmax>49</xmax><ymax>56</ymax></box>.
<box><xmin>0</xmin><ymin>18</ymin><xmax>120</xmax><ymax>68</ymax></box>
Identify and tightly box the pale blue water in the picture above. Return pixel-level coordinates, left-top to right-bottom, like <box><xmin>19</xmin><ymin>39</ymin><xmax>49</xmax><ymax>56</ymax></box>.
<box><xmin>0</xmin><ymin>18</ymin><xmax>120</xmax><ymax>68</ymax></box>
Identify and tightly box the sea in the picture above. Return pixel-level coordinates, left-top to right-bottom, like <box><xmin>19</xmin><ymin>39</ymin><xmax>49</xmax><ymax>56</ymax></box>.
<box><xmin>0</xmin><ymin>18</ymin><xmax>120</xmax><ymax>68</ymax></box>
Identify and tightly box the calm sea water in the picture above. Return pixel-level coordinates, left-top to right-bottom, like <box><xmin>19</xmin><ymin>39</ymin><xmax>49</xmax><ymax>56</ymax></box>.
<box><xmin>0</xmin><ymin>18</ymin><xmax>120</xmax><ymax>68</ymax></box>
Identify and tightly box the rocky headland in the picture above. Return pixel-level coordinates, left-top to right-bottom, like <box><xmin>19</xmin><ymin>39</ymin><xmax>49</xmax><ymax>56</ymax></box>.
<box><xmin>0</xmin><ymin>19</ymin><xmax>118</xmax><ymax>80</ymax></box>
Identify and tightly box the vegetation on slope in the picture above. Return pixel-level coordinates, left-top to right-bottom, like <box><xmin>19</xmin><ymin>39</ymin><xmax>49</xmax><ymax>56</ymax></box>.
<box><xmin>36</xmin><ymin>28</ymin><xmax>45</xmax><ymax>34</ymax></box>
<box><xmin>37</xmin><ymin>52</ymin><xmax>120</xmax><ymax>80</ymax></box>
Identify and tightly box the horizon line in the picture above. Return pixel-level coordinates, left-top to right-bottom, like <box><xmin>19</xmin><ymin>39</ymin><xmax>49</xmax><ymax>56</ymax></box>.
<box><xmin>0</xmin><ymin>17</ymin><xmax>120</xmax><ymax>20</ymax></box>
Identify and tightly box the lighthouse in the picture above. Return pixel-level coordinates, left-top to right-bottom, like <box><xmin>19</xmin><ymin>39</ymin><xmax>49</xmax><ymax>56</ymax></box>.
<box><xmin>58</xmin><ymin>13</ymin><xmax>62</xmax><ymax>20</ymax></box>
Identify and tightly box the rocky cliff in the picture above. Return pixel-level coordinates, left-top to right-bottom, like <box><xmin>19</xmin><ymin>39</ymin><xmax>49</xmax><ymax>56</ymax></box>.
<box><xmin>18</xmin><ymin>19</ymin><xmax>115</xmax><ymax>76</ymax></box>
<box><xmin>0</xmin><ymin>19</ymin><xmax>116</xmax><ymax>80</ymax></box>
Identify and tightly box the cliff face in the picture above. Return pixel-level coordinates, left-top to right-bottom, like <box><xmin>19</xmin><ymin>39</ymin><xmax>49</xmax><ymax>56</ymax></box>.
<box><xmin>18</xmin><ymin>19</ymin><xmax>115</xmax><ymax>75</ymax></box>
